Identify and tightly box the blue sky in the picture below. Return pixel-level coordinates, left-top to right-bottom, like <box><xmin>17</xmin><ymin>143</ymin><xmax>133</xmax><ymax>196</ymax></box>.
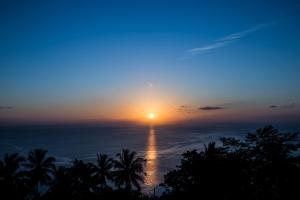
<box><xmin>0</xmin><ymin>0</ymin><xmax>299</xmax><ymax>124</ymax></box>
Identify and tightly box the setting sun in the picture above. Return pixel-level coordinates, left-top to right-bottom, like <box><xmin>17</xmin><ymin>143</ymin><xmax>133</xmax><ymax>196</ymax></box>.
<box><xmin>148</xmin><ymin>112</ymin><xmax>156</xmax><ymax>120</ymax></box>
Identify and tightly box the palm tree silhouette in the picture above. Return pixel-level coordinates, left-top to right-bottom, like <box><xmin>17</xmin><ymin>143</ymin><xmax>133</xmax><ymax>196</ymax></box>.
<box><xmin>0</xmin><ymin>153</ymin><xmax>27</xmax><ymax>199</ymax></box>
<box><xmin>114</xmin><ymin>149</ymin><xmax>145</xmax><ymax>191</ymax></box>
<box><xmin>25</xmin><ymin>149</ymin><xmax>55</xmax><ymax>196</ymax></box>
<box><xmin>0</xmin><ymin>153</ymin><xmax>25</xmax><ymax>180</ymax></box>
<box><xmin>49</xmin><ymin>166</ymin><xmax>73</xmax><ymax>199</ymax></box>
<box><xmin>92</xmin><ymin>154</ymin><xmax>114</xmax><ymax>189</ymax></box>
<box><xmin>69</xmin><ymin>159</ymin><xmax>94</xmax><ymax>198</ymax></box>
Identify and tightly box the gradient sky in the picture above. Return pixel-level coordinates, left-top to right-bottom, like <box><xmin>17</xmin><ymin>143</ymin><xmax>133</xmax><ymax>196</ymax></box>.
<box><xmin>0</xmin><ymin>0</ymin><xmax>300</xmax><ymax>125</ymax></box>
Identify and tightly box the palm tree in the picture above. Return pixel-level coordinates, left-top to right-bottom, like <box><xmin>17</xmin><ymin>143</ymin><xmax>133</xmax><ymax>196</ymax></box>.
<box><xmin>25</xmin><ymin>149</ymin><xmax>55</xmax><ymax>195</ymax></box>
<box><xmin>69</xmin><ymin>159</ymin><xmax>95</xmax><ymax>198</ymax></box>
<box><xmin>0</xmin><ymin>153</ymin><xmax>25</xmax><ymax>180</ymax></box>
<box><xmin>114</xmin><ymin>149</ymin><xmax>146</xmax><ymax>191</ymax></box>
<box><xmin>49</xmin><ymin>166</ymin><xmax>73</xmax><ymax>199</ymax></box>
<box><xmin>92</xmin><ymin>154</ymin><xmax>113</xmax><ymax>189</ymax></box>
<box><xmin>0</xmin><ymin>153</ymin><xmax>27</xmax><ymax>199</ymax></box>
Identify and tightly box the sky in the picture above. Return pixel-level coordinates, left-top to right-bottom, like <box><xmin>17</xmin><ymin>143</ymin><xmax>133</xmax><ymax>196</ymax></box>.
<box><xmin>0</xmin><ymin>0</ymin><xmax>300</xmax><ymax>125</ymax></box>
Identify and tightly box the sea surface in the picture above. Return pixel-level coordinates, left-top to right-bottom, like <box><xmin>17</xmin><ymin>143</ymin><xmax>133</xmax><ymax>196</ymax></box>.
<box><xmin>0</xmin><ymin>124</ymin><xmax>298</xmax><ymax>194</ymax></box>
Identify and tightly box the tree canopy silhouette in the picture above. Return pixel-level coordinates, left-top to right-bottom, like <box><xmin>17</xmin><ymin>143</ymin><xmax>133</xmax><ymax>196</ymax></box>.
<box><xmin>92</xmin><ymin>153</ymin><xmax>114</xmax><ymax>190</ymax></box>
<box><xmin>0</xmin><ymin>153</ymin><xmax>27</xmax><ymax>199</ymax></box>
<box><xmin>25</xmin><ymin>149</ymin><xmax>55</xmax><ymax>197</ymax></box>
<box><xmin>0</xmin><ymin>125</ymin><xmax>299</xmax><ymax>200</ymax></box>
<box><xmin>162</xmin><ymin>125</ymin><xmax>300</xmax><ymax>200</ymax></box>
<box><xmin>114</xmin><ymin>149</ymin><xmax>146</xmax><ymax>191</ymax></box>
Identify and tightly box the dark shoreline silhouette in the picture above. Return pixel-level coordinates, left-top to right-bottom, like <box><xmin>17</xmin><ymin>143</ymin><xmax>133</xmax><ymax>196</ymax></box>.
<box><xmin>1</xmin><ymin>125</ymin><xmax>300</xmax><ymax>200</ymax></box>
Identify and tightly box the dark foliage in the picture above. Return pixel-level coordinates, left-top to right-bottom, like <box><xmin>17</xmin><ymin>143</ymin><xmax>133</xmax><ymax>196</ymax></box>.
<box><xmin>161</xmin><ymin>125</ymin><xmax>300</xmax><ymax>200</ymax></box>
<box><xmin>0</xmin><ymin>126</ymin><xmax>299</xmax><ymax>200</ymax></box>
<box><xmin>114</xmin><ymin>149</ymin><xmax>146</xmax><ymax>191</ymax></box>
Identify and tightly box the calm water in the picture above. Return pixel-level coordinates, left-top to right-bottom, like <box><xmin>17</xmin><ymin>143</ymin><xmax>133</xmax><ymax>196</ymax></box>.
<box><xmin>0</xmin><ymin>124</ymin><xmax>298</xmax><ymax>194</ymax></box>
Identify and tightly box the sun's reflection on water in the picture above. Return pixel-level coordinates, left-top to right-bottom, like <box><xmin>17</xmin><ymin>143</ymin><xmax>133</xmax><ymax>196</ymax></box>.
<box><xmin>144</xmin><ymin>127</ymin><xmax>158</xmax><ymax>187</ymax></box>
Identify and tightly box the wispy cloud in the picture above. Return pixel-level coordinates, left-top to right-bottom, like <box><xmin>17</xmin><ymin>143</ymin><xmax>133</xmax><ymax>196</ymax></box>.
<box><xmin>175</xmin><ymin>105</ymin><xmax>198</xmax><ymax>114</ymax></box>
<box><xmin>269</xmin><ymin>103</ymin><xmax>296</xmax><ymax>110</ymax></box>
<box><xmin>270</xmin><ymin>105</ymin><xmax>278</xmax><ymax>109</ymax></box>
<box><xmin>0</xmin><ymin>106</ymin><xmax>14</xmax><ymax>110</ymax></box>
<box><xmin>199</xmin><ymin>106</ymin><xmax>224</xmax><ymax>111</ymax></box>
<box><xmin>218</xmin><ymin>23</ymin><xmax>271</xmax><ymax>42</ymax></box>
<box><xmin>176</xmin><ymin>102</ymin><xmax>234</xmax><ymax>113</ymax></box>
<box><xmin>185</xmin><ymin>42</ymin><xmax>227</xmax><ymax>56</ymax></box>
<box><xmin>184</xmin><ymin>23</ymin><xmax>273</xmax><ymax>59</ymax></box>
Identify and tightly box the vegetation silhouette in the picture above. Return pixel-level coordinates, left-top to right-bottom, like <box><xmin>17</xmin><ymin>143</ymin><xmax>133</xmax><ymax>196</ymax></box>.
<box><xmin>161</xmin><ymin>125</ymin><xmax>300</xmax><ymax>200</ymax></box>
<box><xmin>114</xmin><ymin>149</ymin><xmax>146</xmax><ymax>192</ymax></box>
<box><xmin>0</xmin><ymin>153</ymin><xmax>27</xmax><ymax>199</ymax></box>
<box><xmin>25</xmin><ymin>149</ymin><xmax>56</xmax><ymax>198</ymax></box>
<box><xmin>0</xmin><ymin>125</ymin><xmax>299</xmax><ymax>200</ymax></box>
<box><xmin>92</xmin><ymin>154</ymin><xmax>114</xmax><ymax>190</ymax></box>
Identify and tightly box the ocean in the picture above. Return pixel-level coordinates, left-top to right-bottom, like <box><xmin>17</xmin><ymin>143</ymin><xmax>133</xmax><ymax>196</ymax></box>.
<box><xmin>0</xmin><ymin>124</ymin><xmax>298</xmax><ymax>194</ymax></box>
